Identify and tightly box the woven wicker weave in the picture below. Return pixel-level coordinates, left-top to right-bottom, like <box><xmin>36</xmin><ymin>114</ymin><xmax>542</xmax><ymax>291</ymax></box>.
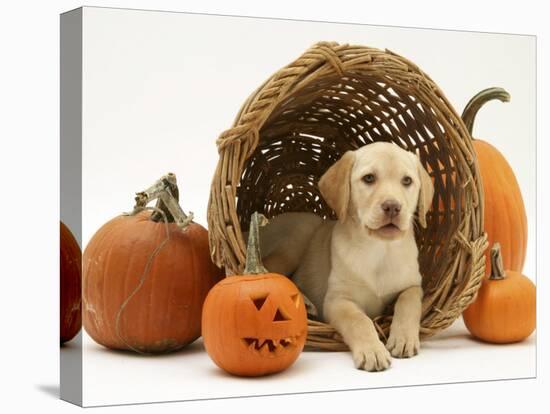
<box><xmin>207</xmin><ymin>41</ymin><xmax>488</xmax><ymax>351</ymax></box>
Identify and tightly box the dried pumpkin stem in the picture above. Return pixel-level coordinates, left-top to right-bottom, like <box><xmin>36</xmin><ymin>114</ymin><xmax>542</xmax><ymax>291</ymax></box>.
<box><xmin>489</xmin><ymin>243</ymin><xmax>506</xmax><ymax>281</ymax></box>
<box><xmin>461</xmin><ymin>87</ymin><xmax>511</xmax><ymax>136</ymax></box>
<box><xmin>244</xmin><ymin>212</ymin><xmax>269</xmax><ymax>275</ymax></box>
<box><xmin>129</xmin><ymin>173</ymin><xmax>194</xmax><ymax>230</ymax></box>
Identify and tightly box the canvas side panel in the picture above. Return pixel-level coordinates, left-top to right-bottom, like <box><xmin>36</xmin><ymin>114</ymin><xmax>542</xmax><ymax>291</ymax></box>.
<box><xmin>60</xmin><ymin>7</ymin><xmax>83</xmax><ymax>407</ymax></box>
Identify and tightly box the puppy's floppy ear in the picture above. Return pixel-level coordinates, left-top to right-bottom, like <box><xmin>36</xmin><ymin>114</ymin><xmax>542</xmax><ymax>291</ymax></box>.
<box><xmin>416</xmin><ymin>156</ymin><xmax>434</xmax><ymax>228</ymax></box>
<box><xmin>318</xmin><ymin>151</ymin><xmax>355</xmax><ymax>222</ymax></box>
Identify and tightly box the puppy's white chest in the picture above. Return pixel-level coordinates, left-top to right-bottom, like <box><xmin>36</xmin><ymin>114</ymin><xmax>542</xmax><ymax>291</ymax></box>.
<box><xmin>330</xmin><ymin>230</ymin><xmax>421</xmax><ymax>317</ymax></box>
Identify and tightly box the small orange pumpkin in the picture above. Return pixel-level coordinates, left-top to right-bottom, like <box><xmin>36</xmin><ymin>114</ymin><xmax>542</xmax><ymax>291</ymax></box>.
<box><xmin>202</xmin><ymin>212</ymin><xmax>307</xmax><ymax>377</ymax></box>
<box><xmin>60</xmin><ymin>221</ymin><xmax>82</xmax><ymax>344</ymax></box>
<box><xmin>462</xmin><ymin>88</ymin><xmax>528</xmax><ymax>275</ymax></box>
<box><xmin>463</xmin><ymin>243</ymin><xmax>536</xmax><ymax>343</ymax></box>
<box><xmin>83</xmin><ymin>174</ymin><xmax>223</xmax><ymax>353</ymax></box>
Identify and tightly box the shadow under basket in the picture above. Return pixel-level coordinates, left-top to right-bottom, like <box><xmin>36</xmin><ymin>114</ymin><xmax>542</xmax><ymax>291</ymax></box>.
<box><xmin>208</xmin><ymin>41</ymin><xmax>488</xmax><ymax>351</ymax></box>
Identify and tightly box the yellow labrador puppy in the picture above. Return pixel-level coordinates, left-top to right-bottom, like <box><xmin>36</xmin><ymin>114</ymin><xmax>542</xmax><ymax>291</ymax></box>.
<box><xmin>259</xmin><ymin>142</ymin><xmax>434</xmax><ymax>371</ymax></box>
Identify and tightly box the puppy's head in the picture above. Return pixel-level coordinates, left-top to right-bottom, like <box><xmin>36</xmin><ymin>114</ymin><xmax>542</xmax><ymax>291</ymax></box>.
<box><xmin>318</xmin><ymin>142</ymin><xmax>434</xmax><ymax>240</ymax></box>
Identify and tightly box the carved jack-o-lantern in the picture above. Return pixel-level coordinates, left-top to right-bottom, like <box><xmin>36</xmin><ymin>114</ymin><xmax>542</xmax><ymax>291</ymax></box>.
<box><xmin>202</xmin><ymin>213</ymin><xmax>307</xmax><ymax>377</ymax></box>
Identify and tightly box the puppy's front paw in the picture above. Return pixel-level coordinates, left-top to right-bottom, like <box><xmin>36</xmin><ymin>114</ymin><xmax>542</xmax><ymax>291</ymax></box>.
<box><xmin>352</xmin><ymin>341</ymin><xmax>392</xmax><ymax>372</ymax></box>
<box><xmin>386</xmin><ymin>329</ymin><xmax>420</xmax><ymax>358</ymax></box>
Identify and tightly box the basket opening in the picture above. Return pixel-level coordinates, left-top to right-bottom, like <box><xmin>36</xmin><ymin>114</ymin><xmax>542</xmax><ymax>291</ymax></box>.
<box><xmin>210</xmin><ymin>43</ymin><xmax>486</xmax><ymax>346</ymax></box>
<box><xmin>236</xmin><ymin>74</ymin><xmax>465</xmax><ymax>291</ymax></box>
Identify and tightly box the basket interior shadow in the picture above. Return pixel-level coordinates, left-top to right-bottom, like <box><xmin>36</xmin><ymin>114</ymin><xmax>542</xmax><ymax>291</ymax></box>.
<box><xmin>208</xmin><ymin>42</ymin><xmax>487</xmax><ymax>350</ymax></box>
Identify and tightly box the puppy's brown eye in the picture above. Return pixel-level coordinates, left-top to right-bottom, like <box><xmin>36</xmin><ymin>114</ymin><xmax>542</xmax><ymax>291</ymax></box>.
<box><xmin>402</xmin><ymin>176</ymin><xmax>412</xmax><ymax>186</ymax></box>
<box><xmin>362</xmin><ymin>174</ymin><xmax>376</xmax><ymax>184</ymax></box>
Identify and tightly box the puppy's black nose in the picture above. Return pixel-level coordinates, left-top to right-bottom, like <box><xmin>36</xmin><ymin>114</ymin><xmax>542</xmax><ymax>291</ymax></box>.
<box><xmin>381</xmin><ymin>200</ymin><xmax>401</xmax><ymax>218</ymax></box>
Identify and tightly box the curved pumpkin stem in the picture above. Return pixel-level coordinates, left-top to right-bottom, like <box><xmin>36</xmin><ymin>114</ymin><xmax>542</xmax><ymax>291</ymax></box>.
<box><xmin>150</xmin><ymin>174</ymin><xmax>180</xmax><ymax>223</ymax></box>
<box><xmin>489</xmin><ymin>243</ymin><xmax>506</xmax><ymax>281</ymax></box>
<box><xmin>461</xmin><ymin>87</ymin><xmax>511</xmax><ymax>137</ymax></box>
<box><xmin>130</xmin><ymin>173</ymin><xmax>194</xmax><ymax>230</ymax></box>
<box><xmin>244</xmin><ymin>212</ymin><xmax>269</xmax><ymax>275</ymax></box>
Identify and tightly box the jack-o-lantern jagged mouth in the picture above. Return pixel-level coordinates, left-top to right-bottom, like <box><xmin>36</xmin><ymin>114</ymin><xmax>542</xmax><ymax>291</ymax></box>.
<box><xmin>242</xmin><ymin>335</ymin><xmax>302</xmax><ymax>357</ymax></box>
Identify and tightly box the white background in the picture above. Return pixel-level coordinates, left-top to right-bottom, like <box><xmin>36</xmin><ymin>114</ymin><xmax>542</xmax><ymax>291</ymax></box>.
<box><xmin>78</xmin><ymin>6</ymin><xmax>536</xmax><ymax>407</ymax></box>
<box><xmin>0</xmin><ymin>1</ymin><xmax>548</xmax><ymax>414</ymax></box>
<box><xmin>81</xmin><ymin>8</ymin><xmax>536</xmax><ymax>273</ymax></box>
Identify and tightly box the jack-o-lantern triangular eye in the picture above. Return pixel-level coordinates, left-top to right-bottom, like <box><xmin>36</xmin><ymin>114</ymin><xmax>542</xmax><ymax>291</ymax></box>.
<box><xmin>273</xmin><ymin>308</ymin><xmax>291</xmax><ymax>322</ymax></box>
<box><xmin>291</xmin><ymin>293</ymin><xmax>300</xmax><ymax>308</ymax></box>
<box><xmin>251</xmin><ymin>295</ymin><xmax>268</xmax><ymax>311</ymax></box>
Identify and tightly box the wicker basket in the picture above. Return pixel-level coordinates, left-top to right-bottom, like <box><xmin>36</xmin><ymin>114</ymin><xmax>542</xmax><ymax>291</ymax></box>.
<box><xmin>207</xmin><ymin>41</ymin><xmax>488</xmax><ymax>351</ymax></box>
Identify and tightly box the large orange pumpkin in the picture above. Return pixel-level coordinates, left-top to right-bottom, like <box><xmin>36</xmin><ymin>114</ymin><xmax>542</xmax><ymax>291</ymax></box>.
<box><xmin>83</xmin><ymin>174</ymin><xmax>223</xmax><ymax>353</ymax></box>
<box><xmin>462</xmin><ymin>87</ymin><xmax>528</xmax><ymax>275</ymax></box>
<box><xmin>202</xmin><ymin>212</ymin><xmax>307</xmax><ymax>377</ymax></box>
<box><xmin>463</xmin><ymin>243</ymin><xmax>536</xmax><ymax>343</ymax></box>
<box><xmin>60</xmin><ymin>221</ymin><xmax>82</xmax><ymax>344</ymax></box>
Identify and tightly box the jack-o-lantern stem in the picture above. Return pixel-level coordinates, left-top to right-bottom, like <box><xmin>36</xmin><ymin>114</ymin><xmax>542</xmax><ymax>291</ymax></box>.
<box><xmin>128</xmin><ymin>172</ymin><xmax>194</xmax><ymax>230</ymax></box>
<box><xmin>244</xmin><ymin>212</ymin><xmax>269</xmax><ymax>275</ymax></box>
<box><xmin>461</xmin><ymin>87</ymin><xmax>511</xmax><ymax>137</ymax></box>
<box><xmin>489</xmin><ymin>243</ymin><xmax>506</xmax><ymax>281</ymax></box>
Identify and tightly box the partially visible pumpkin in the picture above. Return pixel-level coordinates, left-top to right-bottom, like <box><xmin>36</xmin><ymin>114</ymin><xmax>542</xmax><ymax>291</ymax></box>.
<box><xmin>60</xmin><ymin>221</ymin><xmax>82</xmax><ymax>344</ymax></box>
<box><xmin>202</xmin><ymin>212</ymin><xmax>308</xmax><ymax>377</ymax></box>
<box><xmin>83</xmin><ymin>174</ymin><xmax>223</xmax><ymax>353</ymax></box>
<box><xmin>463</xmin><ymin>243</ymin><xmax>536</xmax><ymax>343</ymax></box>
<box><xmin>462</xmin><ymin>87</ymin><xmax>528</xmax><ymax>275</ymax></box>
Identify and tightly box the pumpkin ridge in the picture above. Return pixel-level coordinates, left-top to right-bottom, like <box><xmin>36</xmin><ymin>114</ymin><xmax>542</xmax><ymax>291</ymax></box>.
<box><xmin>513</xmin><ymin>174</ymin><xmax>528</xmax><ymax>270</ymax></box>
<box><xmin>143</xmin><ymin>222</ymin><xmax>166</xmax><ymax>349</ymax></box>
<box><xmin>497</xmin><ymin>155</ymin><xmax>513</xmax><ymax>273</ymax></box>
<box><xmin>115</xmin><ymin>220</ymin><xmax>143</xmax><ymax>349</ymax></box>
<box><xmin>110</xmin><ymin>219</ymin><xmax>137</xmax><ymax>348</ymax></box>
<box><xmin>494</xmin><ymin>145</ymin><xmax>524</xmax><ymax>271</ymax></box>
<box><xmin>82</xmin><ymin>220</ymin><xmax>107</xmax><ymax>338</ymax></box>
<box><xmin>93</xmin><ymin>219</ymin><xmax>122</xmax><ymax>346</ymax></box>
<box><xmin>184</xmin><ymin>225</ymin><xmax>200</xmax><ymax>339</ymax></box>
